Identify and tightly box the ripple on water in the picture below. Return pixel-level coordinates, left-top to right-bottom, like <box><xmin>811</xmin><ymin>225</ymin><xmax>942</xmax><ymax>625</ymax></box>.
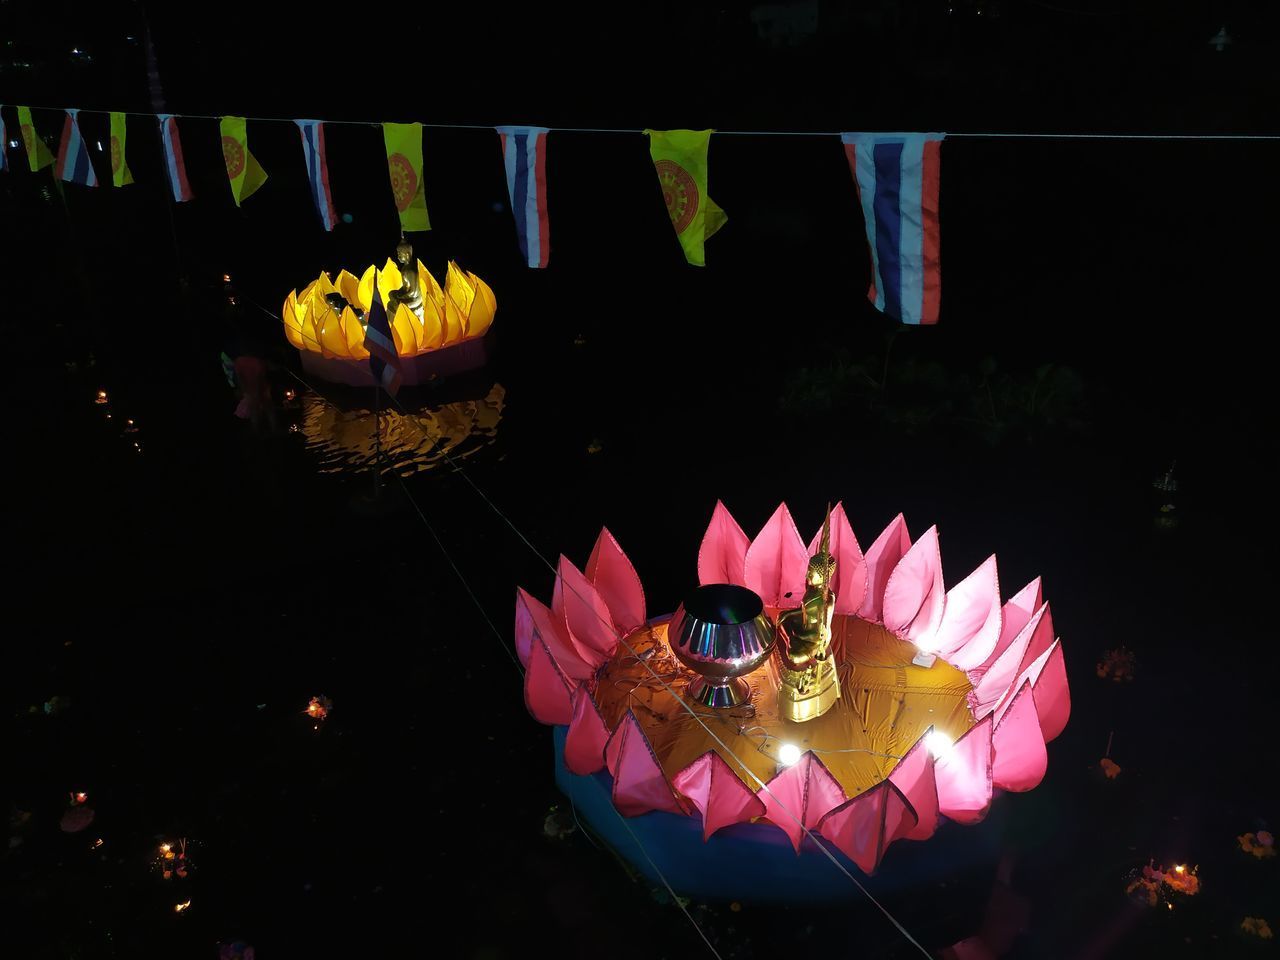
<box><xmin>295</xmin><ymin>383</ymin><xmax>505</xmax><ymax>477</ymax></box>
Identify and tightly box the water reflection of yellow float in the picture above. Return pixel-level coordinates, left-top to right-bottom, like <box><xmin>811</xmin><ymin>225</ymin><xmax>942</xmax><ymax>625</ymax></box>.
<box><xmin>296</xmin><ymin>383</ymin><xmax>505</xmax><ymax>477</ymax></box>
<box><xmin>282</xmin><ymin>238</ymin><xmax>496</xmax><ymax>387</ymax></box>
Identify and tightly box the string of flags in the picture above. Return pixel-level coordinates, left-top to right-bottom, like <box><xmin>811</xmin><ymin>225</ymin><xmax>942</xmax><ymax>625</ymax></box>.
<box><xmin>1</xmin><ymin>105</ymin><xmax>945</xmax><ymax>325</ymax></box>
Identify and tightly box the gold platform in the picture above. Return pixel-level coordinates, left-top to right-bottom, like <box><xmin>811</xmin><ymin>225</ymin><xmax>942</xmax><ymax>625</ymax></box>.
<box><xmin>595</xmin><ymin>614</ymin><xmax>975</xmax><ymax>796</ymax></box>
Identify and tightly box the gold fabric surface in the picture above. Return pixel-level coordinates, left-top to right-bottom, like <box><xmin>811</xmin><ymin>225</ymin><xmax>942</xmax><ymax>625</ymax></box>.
<box><xmin>595</xmin><ymin>614</ymin><xmax>975</xmax><ymax>797</ymax></box>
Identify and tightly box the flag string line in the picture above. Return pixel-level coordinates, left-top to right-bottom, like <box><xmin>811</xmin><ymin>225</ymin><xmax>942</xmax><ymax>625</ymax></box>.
<box><xmin>275</xmin><ymin>357</ymin><xmax>723</xmax><ymax>959</ymax></box>
<box><xmin>244</xmin><ymin>292</ymin><xmax>932</xmax><ymax>956</ymax></box>
<box><xmin>11</xmin><ymin>103</ymin><xmax>1280</xmax><ymax>141</ymax></box>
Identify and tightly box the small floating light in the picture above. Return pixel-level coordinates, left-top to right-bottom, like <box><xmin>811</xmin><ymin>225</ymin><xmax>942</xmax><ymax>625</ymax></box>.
<box><xmin>95</xmin><ymin>390</ymin><xmax>108</xmax><ymax>404</ymax></box>
<box><xmin>174</xmin><ymin>900</ymin><xmax>191</xmax><ymax>914</ymax></box>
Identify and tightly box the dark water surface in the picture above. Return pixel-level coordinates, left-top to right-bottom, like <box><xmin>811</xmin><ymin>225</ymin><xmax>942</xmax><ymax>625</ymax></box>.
<box><xmin>4</xmin><ymin>131</ymin><xmax>1278</xmax><ymax>959</ymax></box>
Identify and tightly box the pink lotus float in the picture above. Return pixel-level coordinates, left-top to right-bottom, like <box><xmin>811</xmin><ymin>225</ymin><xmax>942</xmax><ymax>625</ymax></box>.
<box><xmin>516</xmin><ymin>501</ymin><xmax>1069</xmax><ymax>880</ymax></box>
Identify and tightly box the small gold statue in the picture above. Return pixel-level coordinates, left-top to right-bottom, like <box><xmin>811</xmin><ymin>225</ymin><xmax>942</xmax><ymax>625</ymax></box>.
<box><xmin>776</xmin><ymin>505</ymin><xmax>842</xmax><ymax>723</ymax></box>
<box><xmin>387</xmin><ymin>234</ymin><xmax>425</xmax><ymax>320</ymax></box>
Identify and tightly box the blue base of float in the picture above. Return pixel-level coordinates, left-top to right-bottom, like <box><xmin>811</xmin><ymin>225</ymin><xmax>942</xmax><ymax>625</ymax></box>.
<box><xmin>552</xmin><ymin>725</ymin><xmax>1004</xmax><ymax>903</ymax></box>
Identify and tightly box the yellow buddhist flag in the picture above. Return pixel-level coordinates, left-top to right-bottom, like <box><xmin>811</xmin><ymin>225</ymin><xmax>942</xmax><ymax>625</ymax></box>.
<box><xmin>219</xmin><ymin>116</ymin><xmax>268</xmax><ymax>206</ymax></box>
<box><xmin>645</xmin><ymin>129</ymin><xmax>726</xmax><ymax>266</ymax></box>
<box><xmin>383</xmin><ymin>122</ymin><xmax>430</xmax><ymax>232</ymax></box>
<box><xmin>17</xmin><ymin>106</ymin><xmax>54</xmax><ymax>171</ymax></box>
<box><xmin>109</xmin><ymin>112</ymin><xmax>134</xmax><ymax>187</ymax></box>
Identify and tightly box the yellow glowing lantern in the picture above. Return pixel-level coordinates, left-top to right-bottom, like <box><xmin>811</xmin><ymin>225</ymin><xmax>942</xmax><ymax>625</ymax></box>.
<box><xmin>282</xmin><ymin>260</ymin><xmax>495</xmax><ymax>365</ymax></box>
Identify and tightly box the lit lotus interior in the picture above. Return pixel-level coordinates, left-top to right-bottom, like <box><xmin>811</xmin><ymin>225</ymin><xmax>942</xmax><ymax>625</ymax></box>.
<box><xmin>281</xmin><ymin>260</ymin><xmax>495</xmax><ymax>360</ymax></box>
<box><xmin>516</xmin><ymin>501</ymin><xmax>1070</xmax><ymax>891</ymax></box>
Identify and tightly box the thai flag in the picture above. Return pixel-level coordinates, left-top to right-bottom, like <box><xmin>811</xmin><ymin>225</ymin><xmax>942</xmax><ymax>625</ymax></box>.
<box><xmin>364</xmin><ymin>281</ymin><xmax>402</xmax><ymax>398</ymax></box>
<box><xmin>157</xmin><ymin>114</ymin><xmax>193</xmax><ymax>202</ymax></box>
<box><xmin>496</xmin><ymin>126</ymin><xmax>550</xmax><ymax>268</ymax></box>
<box><xmin>841</xmin><ymin>133</ymin><xmax>944</xmax><ymax>325</ymax></box>
<box><xmin>55</xmin><ymin>109</ymin><xmax>98</xmax><ymax>187</ymax></box>
<box><xmin>295</xmin><ymin>120</ymin><xmax>336</xmax><ymax>231</ymax></box>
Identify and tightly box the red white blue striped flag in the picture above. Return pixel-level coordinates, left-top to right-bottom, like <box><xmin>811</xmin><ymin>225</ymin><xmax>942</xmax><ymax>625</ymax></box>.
<box><xmin>0</xmin><ymin>106</ymin><xmax>8</xmax><ymax>172</ymax></box>
<box><xmin>496</xmin><ymin>126</ymin><xmax>550</xmax><ymax>268</ymax></box>
<box><xmin>55</xmin><ymin>109</ymin><xmax>98</xmax><ymax>187</ymax></box>
<box><xmin>841</xmin><ymin>133</ymin><xmax>944</xmax><ymax>325</ymax></box>
<box><xmin>364</xmin><ymin>280</ymin><xmax>402</xmax><ymax>398</ymax></box>
<box><xmin>295</xmin><ymin>120</ymin><xmax>337</xmax><ymax>231</ymax></box>
<box><xmin>157</xmin><ymin>114</ymin><xmax>193</xmax><ymax>202</ymax></box>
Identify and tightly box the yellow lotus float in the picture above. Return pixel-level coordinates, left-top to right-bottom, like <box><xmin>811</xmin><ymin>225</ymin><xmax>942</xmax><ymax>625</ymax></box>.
<box><xmin>282</xmin><ymin>256</ymin><xmax>496</xmax><ymax>387</ymax></box>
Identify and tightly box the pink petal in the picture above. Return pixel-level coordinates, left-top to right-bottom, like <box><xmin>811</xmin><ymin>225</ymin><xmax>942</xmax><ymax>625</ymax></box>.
<box><xmin>818</xmin><ymin>781</ymin><xmax>916</xmax><ymax>874</ymax></box>
<box><xmin>697</xmin><ymin>500</ymin><xmax>750</xmax><ymax>586</ymax></box>
<box><xmin>882</xmin><ymin>525</ymin><xmax>946</xmax><ymax>644</ymax></box>
<box><xmin>888</xmin><ymin>730</ymin><xmax>940</xmax><ymax>840</ymax></box>
<box><xmin>552</xmin><ymin>555</ymin><xmax>618</xmax><ymax>667</ymax></box>
<box><xmin>515</xmin><ymin>587</ymin><xmax>594</xmax><ymax>680</ymax></box>
<box><xmin>1031</xmin><ymin>639</ymin><xmax>1070</xmax><ymax>743</ymax></box>
<box><xmin>858</xmin><ymin>514</ymin><xmax>912</xmax><ymax>622</ymax></box>
<box><xmin>936</xmin><ymin>714</ymin><xmax>994</xmax><ymax>824</ymax></box>
<box><xmin>991</xmin><ymin>680</ymin><xmax>1048</xmax><ymax>792</ymax></box>
<box><xmin>806</xmin><ymin>501</ymin><xmax>867</xmax><ymax>615</ymax></box>
<box><xmin>971</xmin><ymin>577</ymin><xmax>1043</xmax><ymax>683</ymax></box>
<box><xmin>758</xmin><ymin>753</ymin><xmax>847</xmax><ymax>852</ymax></box>
<box><xmin>586</xmin><ymin>527</ymin><xmax>647</xmax><ymax>634</ymax></box>
<box><xmin>564</xmin><ymin>686</ymin><xmax>610</xmax><ymax>776</ymax></box>
<box><xmin>935</xmin><ymin>555</ymin><xmax>1003</xmax><ymax>670</ymax></box>
<box><xmin>524</xmin><ymin>635</ymin><xmax>576</xmax><ymax>725</ymax></box>
<box><xmin>604</xmin><ymin>711</ymin><xmax>684</xmax><ymax>817</ymax></box>
<box><xmin>971</xmin><ymin>602</ymin><xmax>1053</xmax><ymax>718</ymax></box>
<box><xmin>672</xmin><ymin>751</ymin><xmax>766</xmax><ymax>841</ymax></box>
<box><xmin>744</xmin><ymin>503</ymin><xmax>810</xmax><ymax>608</ymax></box>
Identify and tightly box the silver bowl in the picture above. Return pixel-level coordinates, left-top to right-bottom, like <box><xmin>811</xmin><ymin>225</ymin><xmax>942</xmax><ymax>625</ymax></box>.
<box><xmin>667</xmin><ymin>584</ymin><xmax>776</xmax><ymax>708</ymax></box>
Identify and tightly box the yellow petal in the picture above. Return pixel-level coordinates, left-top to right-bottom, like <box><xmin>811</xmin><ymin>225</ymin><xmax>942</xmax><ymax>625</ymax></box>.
<box><xmin>316</xmin><ymin>271</ymin><xmax>337</xmax><ymax>298</ymax></box>
<box><xmin>335</xmin><ymin>269</ymin><xmax>361</xmax><ymax>308</ymax></box>
<box><xmin>282</xmin><ymin>292</ymin><xmax>305</xmax><ymax>350</ymax></box>
<box><xmin>357</xmin><ymin>265</ymin><xmax>376</xmax><ymax>313</ymax></box>
<box><xmin>342</xmin><ymin>306</ymin><xmax>369</xmax><ymax>360</ymax></box>
<box><xmin>391</xmin><ymin>302</ymin><xmax>419</xmax><ymax>356</ymax></box>
<box><xmin>419</xmin><ymin>297</ymin><xmax>444</xmax><ymax>351</ymax></box>
<box><xmin>465</xmin><ymin>273</ymin><xmax>497</xmax><ymax>339</ymax></box>
<box><xmin>318</xmin><ymin>300</ymin><xmax>347</xmax><ymax>358</ymax></box>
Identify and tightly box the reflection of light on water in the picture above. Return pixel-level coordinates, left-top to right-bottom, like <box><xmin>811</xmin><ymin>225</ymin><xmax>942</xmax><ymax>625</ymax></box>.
<box><xmin>297</xmin><ymin>383</ymin><xmax>505</xmax><ymax>477</ymax></box>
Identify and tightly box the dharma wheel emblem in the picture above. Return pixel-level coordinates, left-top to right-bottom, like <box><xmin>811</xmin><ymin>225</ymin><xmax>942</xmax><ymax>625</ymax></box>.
<box><xmin>655</xmin><ymin>159</ymin><xmax>699</xmax><ymax>234</ymax></box>
<box><xmin>20</xmin><ymin>124</ymin><xmax>36</xmax><ymax>157</ymax></box>
<box><xmin>110</xmin><ymin>136</ymin><xmax>123</xmax><ymax>174</ymax></box>
<box><xmin>221</xmin><ymin>136</ymin><xmax>245</xmax><ymax>180</ymax></box>
<box><xmin>387</xmin><ymin>153</ymin><xmax>417</xmax><ymax>212</ymax></box>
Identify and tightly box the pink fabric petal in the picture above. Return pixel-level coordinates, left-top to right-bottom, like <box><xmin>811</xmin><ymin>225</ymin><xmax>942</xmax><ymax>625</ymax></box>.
<box><xmin>514</xmin><ymin>588</ymin><xmax>535</xmax><ymax>668</ymax></box>
<box><xmin>564</xmin><ymin>686</ymin><xmax>611</xmax><ymax>776</ymax></box>
<box><xmin>758</xmin><ymin>753</ymin><xmax>847</xmax><ymax>852</ymax></box>
<box><xmin>971</xmin><ymin>602</ymin><xmax>1052</xmax><ymax>717</ymax></box>
<box><xmin>818</xmin><ymin>781</ymin><xmax>917</xmax><ymax>874</ymax></box>
<box><xmin>697</xmin><ymin>500</ymin><xmax>750</xmax><ymax>586</ymax></box>
<box><xmin>936</xmin><ymin>556</ymin><xmax>1003</xmax><ymax>670</ymax></box>
<box><xmin>744</xmin><ymin>503</ymin><xmax>810</xmax><ymax>608</ymax></box>
<box><xmin>524</xmin><ymin>635</ymin><xmax>576</xmax><ymax>725</ymax></box>
<box><xmin>586</xmin><ymin>527</ymin><xmax>647</xmax><ymax>634</ymax></box>
<box><xmin>552</xmin><ymin>555</ymin><xmax>618</xmax><ymax>668</ymax></box>
<box><xmin>604</xmin><ymin>711</ymin><xmax>684</xmax><ymax>817</ymax></box>
<box><xmin>991</xmin><ymin>680</ymin><xmax>1048</xmax><ymax>792</ymax></box>
<box><xmin>1031</xmin><ymin>639</ymin><xmax>1070</xmax><ymax>743</ymax></box>
<box><xmin>888</xmin><ymin>731</ymin><xmax>940</xmax><ymax>840</ymax></box>
<box><xmin>672</xmin><ymin>751</ymin><xmax>766</xmax><ymax>841</ymax></box>
<box><xmin>806</xmin><ymin>501</ymin><xmax>867</xmax><ymax>615</ymax></box>
<box><xmin>516</xmin><ymin>587</ymin><xmax>594</xmax><ymax>681</ymax></box>
<box><xmin>971</xmin><ymin>577</ymin><xmax>1043</xmax><ymax>683</ymax></box>
<box><xmin>936</xmin><ymin>714</ymin><xmax>994</xmax><ymax>824</ymax></box>
<box><xmin>858</xmin><ymin>514</ymin><xmax>912</xmax><ymax>622</ymax></box>
<box><xmin>882</xmin><ymin>525</ymin><xmax>946</xmax><ymax>644</ymax></box>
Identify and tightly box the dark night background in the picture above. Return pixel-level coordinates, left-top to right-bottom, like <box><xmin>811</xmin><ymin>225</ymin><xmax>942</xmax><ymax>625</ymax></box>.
<box><xmin>2</xmin><ymin>2</ymin><xmax>1278</xmax><ymax>958</ymax></box>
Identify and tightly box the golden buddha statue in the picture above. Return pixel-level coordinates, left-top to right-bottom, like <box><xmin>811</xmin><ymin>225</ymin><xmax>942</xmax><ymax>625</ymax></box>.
<box><xmin>775</xmin><ymin>506</ymin><xmax>842</xmax><ymax>723</ymax></box>
<box><xmin>387</xmin><ymin>235</ymin><xmax>425</xmax><ymax>320</ymax></box>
